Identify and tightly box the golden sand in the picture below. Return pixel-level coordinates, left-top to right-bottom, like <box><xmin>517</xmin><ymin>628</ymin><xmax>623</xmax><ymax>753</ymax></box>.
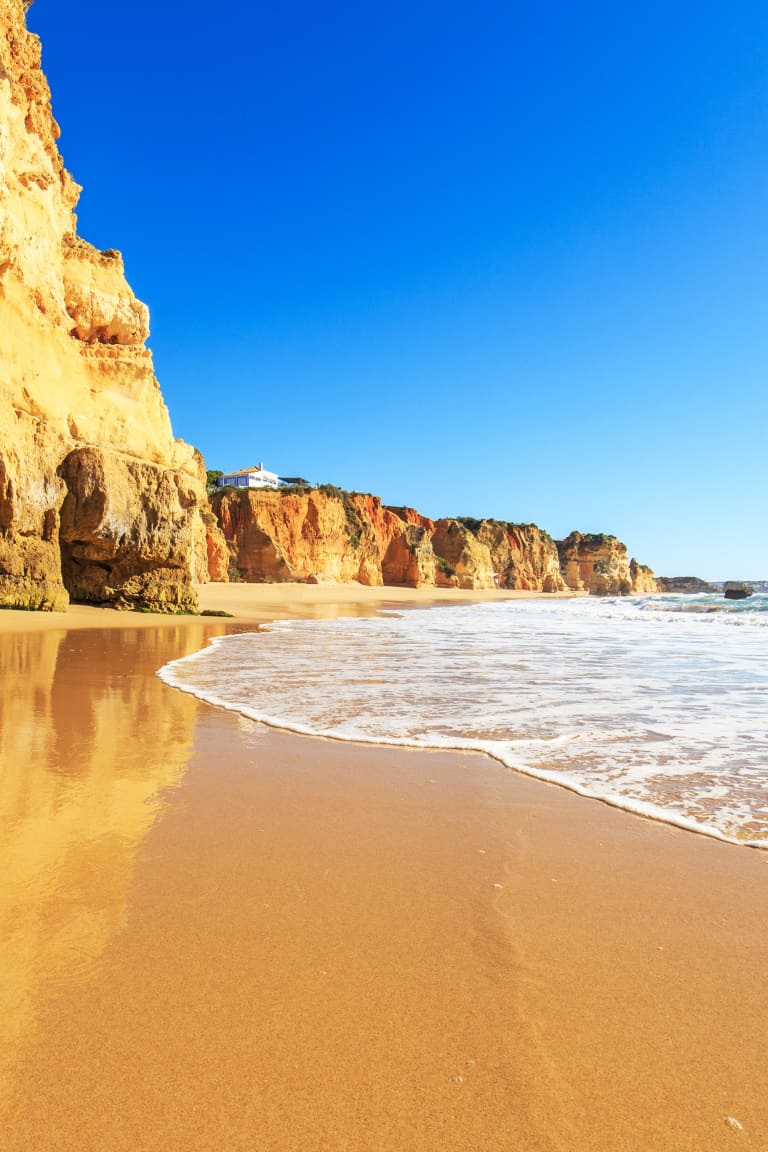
<box><xmin>1</xmin><ymin>585</ymin><xmax>766</xmax><ymax>1150</ymax></box>
<box><xmin>0</xmin><ymin>581</ymin><xmax>579</xmax><ymax>635</ymax></box>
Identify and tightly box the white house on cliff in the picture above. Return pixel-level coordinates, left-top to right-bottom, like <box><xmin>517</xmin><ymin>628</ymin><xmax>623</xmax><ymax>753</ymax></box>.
<box><xmin>217</xmin><ymin>463</ymin><xmax>279</xmax><ymax>490</ymax></box>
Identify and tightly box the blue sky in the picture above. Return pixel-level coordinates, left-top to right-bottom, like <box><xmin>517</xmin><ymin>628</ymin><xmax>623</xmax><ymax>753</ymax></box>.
<box><xmin>28</xmin><ymin>1</ymin><xmax>768</xmax><ymax>578</ymax></box>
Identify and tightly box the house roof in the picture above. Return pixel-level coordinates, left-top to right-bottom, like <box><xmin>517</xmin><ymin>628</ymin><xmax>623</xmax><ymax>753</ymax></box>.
<box><xmin>222</xmin><ymin>465</ymin><xmax>277</xmax><ymax>477</ymax></box>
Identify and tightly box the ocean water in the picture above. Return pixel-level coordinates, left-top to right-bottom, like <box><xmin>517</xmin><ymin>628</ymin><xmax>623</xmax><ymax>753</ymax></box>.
<box><xmin>158</xmin><ymin>594</ymin><xmax>768</xmax><ymax>848</ymax></box>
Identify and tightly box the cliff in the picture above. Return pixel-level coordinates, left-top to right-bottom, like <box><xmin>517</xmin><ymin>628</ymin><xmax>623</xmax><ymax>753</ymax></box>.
<box><xmin>0</xmin><ymin>0</ymin><xmax>207</xmax><ymax>610</ymax></box>
<box><xmin>459</xmin><ymin>519</ymin><xmax>567</xmax><ymax>592</ymax></box>
<box><xmin>213</xmin><ymin>487</ymin><xmax>381</xmax><ymax>585</ymax></box>
<box><xmin>629</xmin><ymin>558</ymin><xmax>660</xmax><ymax>595</ymax></box>
<box><xmin>656</xmin><ymin>576</ymin><xmax>715</xmax><ymax>594</ymax></box>
<box><xmin>556</xmin><ymin>532</ymin><xmax>660</xmax><ymax>595</ymax></box>
<box><xmin>210</xmin><ymin>488</ymin><xmax>657</xmax><ymax>594</ymax></box>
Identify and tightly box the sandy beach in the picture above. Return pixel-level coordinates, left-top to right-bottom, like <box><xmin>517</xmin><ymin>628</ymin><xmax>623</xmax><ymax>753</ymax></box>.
<box><xmin>1</xmin><ymin>584</ymin><xmax>766</xmax><ymax>1150</ymax></box>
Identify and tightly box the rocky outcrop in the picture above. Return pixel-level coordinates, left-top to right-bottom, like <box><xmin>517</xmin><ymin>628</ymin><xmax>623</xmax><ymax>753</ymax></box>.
<box><xmin>212</xmin><ymin>487</ymin><xmax>383</xmax><ymax>585</ymax></box>
<box><xmin>202</xmin><ymin>512</ymin><xmax>229</xmax><ymax>583</ymax></box>
<box><xmin>213</xmin><ymin>487</ymin><xmax>512</xmax><ymax>590</ymax></box>
<box><xmin>211</xmin><ymin>488</ymin><xmax>433</xmax><ymax>588</ymax></box>
<box><xmin>557</xmin><ymin>533</ymin><xmax>625</xmax><ymax>595</ymax></box>
<box><xmin>629</xmin><ymin>558</ymin><xmax>660</xmax><ymax>594</ymax></box>
<box><xmin>353</xmin><ymin>498</ymin><xmax>437</xmax><ymax>587</ymax></box>
<box><xmin>557</xmin><ymin>532</ymin><xmax>659</xmax><ymax>595</ymax></box>
<box><xmin>657</xmin><ymin>576</ymin><xmax>715</xmax><ymax>594</ymax></box>
<box><xmin>384</xmin><ymin>506</ymin><xmax>436</xmax><ymax>532</ymax></box>
<box><xmin>458</xmin><ymin>519</ymin><xmax>567</xmax><ymax>591</ymax></box>
<box><xmin>382</xmin><ymin>524</ymin><xmax>437</xmax><ymax>587</ymax></box>
<box><xmin>57</xmin><ymin>447</ymin><xmax>202</xmax><ymax>610</ymax></box>
<box><xmin>430</xmin><ymin>520</ymin><xmax>495</xmax><ymax>589</ymax></box>
<box><xmin>212</xmin><ymin>490</ymin><xmax>640</xmax><ymax>594</ymax></box>
<box><xmin>0</xmin><ymin>0</ymin><xmax>207</xmax><ymax>610</ymax></box>
<box><xmin>723</xmin><ymin>582</ymin><xmax>753</xmax><ymax>600</ymax></box>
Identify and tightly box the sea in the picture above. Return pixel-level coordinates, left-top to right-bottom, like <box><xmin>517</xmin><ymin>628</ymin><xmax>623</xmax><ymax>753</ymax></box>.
<box><xmin>158</xmin><ymin>593</ymin><xmax>768</xmax><ymax>848</ymax></box>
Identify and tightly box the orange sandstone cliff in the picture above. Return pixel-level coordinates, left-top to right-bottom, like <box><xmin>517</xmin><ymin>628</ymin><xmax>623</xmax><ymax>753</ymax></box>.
<box><xmin>0</xmin><ymin>0</ymin><xmax>211</xmax><ymax>610</ymax></box>
<box><xmin>456</xmin><ymin>519</ymin><xmax>567</xmax><ymax>592</ymax></box>
<box><xmin>209</xmin><ymin>488</ymin><xmax>657</xmax><ymax>594</ymax></box>
<box><xmin>629</xmin><ymin>557</ymin><xmax>660</xmax><ymax>595</ymax></box>
<box><xmin>557</xmin><ymin>532</ymin><xmax>660</xmax><ymax>595</ymax></box>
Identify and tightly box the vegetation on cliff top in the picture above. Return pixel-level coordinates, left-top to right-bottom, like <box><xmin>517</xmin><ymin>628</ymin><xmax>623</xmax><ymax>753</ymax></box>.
<box><xmin>457</xmin><ymin>516</ymin><xmax>547</xmax><ymax>537</ymax></box>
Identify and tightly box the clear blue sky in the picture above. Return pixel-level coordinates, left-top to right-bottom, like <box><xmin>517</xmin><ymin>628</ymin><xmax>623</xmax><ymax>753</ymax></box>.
<box><xmin>28</xmin><ymin>1</ymin><xmax>768</xmax><ymax>578</ymax></box>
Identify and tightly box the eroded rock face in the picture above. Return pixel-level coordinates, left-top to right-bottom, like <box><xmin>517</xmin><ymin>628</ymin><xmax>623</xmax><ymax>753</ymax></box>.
<box><xmin>350</xmin><ymin>493</ymin><xmax>439</xmax><ymax>587</ymax></box>
<box><xmin>463</xmin><ymin>520</ymin><xmax>567</xmax><ymax>591</ymax></box>
<box><xmin>0</xmin><ymin>0</ymin><xmax>207</xmax><ymax>610</ymax></box>
<box><xmin>557</xmin><ymin>532</ymin><xmax>659</xmax><ymax>595</ymax></box>
<box><xmin>382</xmin><ymin>524</ymin><xmax>437</xmax><ymax>587</ymax></box>
<box><xmin>208</xmin><ymin>488</ymin><xmax>660</xmax><ymax>596</ymax></box>
<box><xmin>203</xmin><ymin>513</ymin><xmax>230</xmax><ymax>583</ymax></box>
<box><xmin>62</xmin><ymin>237</ymin><xmax>149</xmax><ymax>346</ymax></box>
<box><xmin>384</xmin><ymin>506</ymin><xmax>436</xmax><ymax>532</ymax></box>
<box><xmin>57</xmin><ymin>448</ymin><xmax>200</xmax><ymax>611</ymax></box>
<box><xmin>629</xmin><ymin>558</ymin><xmax>660</xmax><ymax>594</ymax></box>
<box><xmin>212</xmin><ymin>488</ymin><xmax>383</xmax><ymax>585</ymax></box>
<box><xmin>212</xmin><ymin>488</ymin><xmax>444</xmax><ymax>588</ymax></box>
<box><xmin>423</xmin><ymin>520</ymin><xmax>496</xmax><ymax>590</ymax></box>
<box><xmin>557</xmin><ymin>532</ymin><xmax>629</xmax><ymax>595</ymax></box>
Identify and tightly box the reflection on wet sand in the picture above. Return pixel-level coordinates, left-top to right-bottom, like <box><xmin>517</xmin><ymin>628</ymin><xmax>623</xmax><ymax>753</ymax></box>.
<box><xmin>0</xmin><ymin>598</ymin><xmax>394</xmax><ymax>1106</ymax></box>
<box><xmin>0</xmin><ymin>624</ymin><xmax>223</xmax><ymax>1103</ymax></box>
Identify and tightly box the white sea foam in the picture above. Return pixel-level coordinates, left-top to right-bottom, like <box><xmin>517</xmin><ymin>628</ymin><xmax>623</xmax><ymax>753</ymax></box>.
<box><xmin>158</xmin><ymin>595</ymin><xmax>768</xmax><ymax>847</ymax></box>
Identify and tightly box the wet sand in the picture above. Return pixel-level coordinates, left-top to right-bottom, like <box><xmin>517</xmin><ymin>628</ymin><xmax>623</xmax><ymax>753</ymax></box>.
<box><xmin>0</xmin><ymin>580</ymin><xmax>580</xmax><ymax>635</ymax></box>
<box><xmin>1</xmin><ymin>587</ymin><xmax>767</xmax><ymax>1150</ymax></box>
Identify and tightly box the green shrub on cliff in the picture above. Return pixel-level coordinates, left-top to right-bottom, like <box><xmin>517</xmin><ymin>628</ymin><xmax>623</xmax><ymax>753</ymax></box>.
<box><xmin>317</xmin><ymin>484</ymin><xmax>368</xmax><ymax>547</ymax></box>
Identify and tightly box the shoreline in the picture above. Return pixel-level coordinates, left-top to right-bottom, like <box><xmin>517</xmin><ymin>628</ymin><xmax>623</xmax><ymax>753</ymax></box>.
<box><xmin>2</xmin><ymin>583</ymin><xmax>767</xmax><ymax>1148</ymax></box>
<box><xmin>162</xmin><ymin>636</ymin><xmax>768</xmax><ymax>856</ymax></box>
<box><xmin>189</xmin><ymin>584</ymin><xmax>765</xmax><ymax>854</ymax></box>
<box><xmin>0</xmin><ymin>579</ymin><xmax>583</xmax><ymax>635</ymax></box>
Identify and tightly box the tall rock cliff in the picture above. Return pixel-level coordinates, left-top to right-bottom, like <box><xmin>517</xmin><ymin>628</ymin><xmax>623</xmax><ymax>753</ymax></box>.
<box><xmin>556</xmin><ymin>532</ymin><xmax>660</xmax><ymax>595</ymax></box>
<box><xmin>212</xmin><ymin>487</ymin><xmax>384</xmax><ymax>585</ymax></box>
<box><xmin>210</xmin><ymin>488</ymin><xmax>656</xmax><ymax>594</ymax></box>
<box><xmin>0</xmin><ymin>0</ymin><xmax>207</xmax><ymax>610</ymax></box>
<box><xmin>458</xmin><ymin>519</ymin><xmax>567</xmax><ymax>592</ymax></box>
<box><xmin>629</xmin><ymin>557</ymin><xmax>659</xmax><ymax>595</ymax></box>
